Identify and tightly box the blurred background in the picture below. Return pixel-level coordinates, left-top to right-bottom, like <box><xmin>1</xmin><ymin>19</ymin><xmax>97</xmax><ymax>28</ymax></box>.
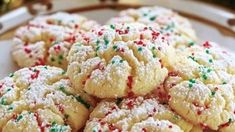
<box><xmin>0</xmin><ymin>0</ymin><xmax>234</xmax><ymax>15</ymax></box>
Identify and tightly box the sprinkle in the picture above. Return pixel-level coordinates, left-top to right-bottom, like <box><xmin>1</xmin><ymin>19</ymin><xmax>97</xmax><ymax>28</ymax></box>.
<box><xmin>188</xmin><ymin>41</ymin><xmax>195</xmax><ymax>47</ymax></box>
<box><xmin>127</xmin><ymin>76</ymin><xmax>133</xmax><ymax>89</ymax></box>
<box><xmin>104</xmin><ymin>37</ymin><xmax>109</xmax><ymax>45</ymax></box>
<box><xmin>96</xmin><ymin>46</ymin><xmax>100</xmax><ymax>51</ymax></box>
<box><xmin>58</xmin><ymin>55</ymin><xmax>63</xmax><ymax>60</ymax></box>
<box><xmin>7</xmin><ymin>106</ymin><xmax>13</xmax><ymax>111</ymax></box>
<box><xmin>223</xmin><ymin>82</ymin><xmax>227</xmax><ymax>84</ymax></box>
<box><xmin>205</xmin><ymin>49</ymin><xmax>210</xmax><ymax>54</ymax></box>
<box><xmin>112</xmin><ymin>60</ymin><xmax>115</xmax><ymax>64</ymax></box>
<box><xmin>113</xmin><ymin>45</ymin><xmax>118</xmax><ymax>50</ymax></box>
<box><xmin>203</xmin><ymin>41</ymin><xmax>211</xmax><ymax>48</ymax></box>
<box><xmin>119</xmin><ymin>60</ymin><xmax>123</xmax><ymax>63</ymax></box>
<box><xmin>211</xmin><ymin>91</ymin><xmax>216</xmax><ymax>96</ymax></box>
<box><xmin>110</xmin><ymin>25</ymin><xmax>115</xmax><ymax>29</ymax></box>
<box><xmin>9</xmin><ymin>73</ymin><xmax>14</xmax><ymax>77</ymax></box>
<box><xmin>15</xmin><ymin>115</ymin><xmax>23</xmax><ymax>122</ymax></box>
<box><xmin>50</xmin><ymin>57</ymin><xmax>55</xmax><ymax>62</ymax></box>
<box><xmin>0</xmin><ymin>97</ymin><xmax>7</xmax><ymax>105</ymax></box>
<box><xmin>24</xmin><ymin>48</ymin><xmax>32</xmax><ymax>54</ymax></box>
<box><xmin>209</xmin><ymin>59</ymin><xmax>213</xmax><ymax>63</ymax></box>
<box><xmin>75</xmin><ymin>96</ymin><xmax>90</xmax><ymax>109</ymax></box>
<box><xmin>31</xmin><ymin>70</ymin><xmax>40</xmax><ymax>79</ymax></box>
<box><xmin>61</xmin><ymin>70</ymin><xmax>66</xmax><ymax>75</ymax></box>
<box><xmin>143</xmin><ymin>13</ymin><xmax>147</xmax><ymax>16</ymax></box>
<box><xmin>138</xmin><ymin>47</ymin><xmax>142</xmax><ymax>52</ymax></box>
<box><xmin>202</xmin><ymin>74</ymin><xmax>208</xmax><ymax>80</ymax></box>
<box><xmin>149</xmin><ymin>16</ymin><xmax>156</xmax><ymax>21</ymax></box>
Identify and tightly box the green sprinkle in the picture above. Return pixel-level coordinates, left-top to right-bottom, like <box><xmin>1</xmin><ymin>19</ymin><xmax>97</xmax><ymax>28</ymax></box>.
<box><xmin>7</xmin><ymin>106</ymin><xmax>13</xmax><ymax>111</ymax></box>
<box><xmin>0</xmin><ymin>97</ymin><xmax>7</xmax><ymax>105</ymax></box>
<box><xmin>112</xmin><ymin>45</ymin><xmax>118</xmax><ymax>50</ymax></box>
<box><xmin>223</xmin><ymin>82</ymin><xmax>227</xmax><ymax>84</ymax></box>
<box><xmin>229</xmin><ymin>118</ymin><xmax>232</xmax><ymax>123</ymax></box>
<box><xmin>119</xmin><ymin>60</ymin><xmax>124</xmax><ymax>63</ymax></box>
<box><xmin>9</xmin><ymin>73</ymin><xmax>14</xmax><ymax>77</ymax></box>
<box><xmin>104</xmin><ymin>37</ymin><xmax>109</xmax><ymax>45</ymax></box>
<box><xmin>116</xmin><ymin>98</ymin><xmax>123</xmax><ymax>105</ymax></box>
<box><xmin>96</xmin><ymin>46</ymin><xmax>100</xmax><ymax>51</ymax></box>
<box><xmin>188</xmin><ymin>41</ymin><xmax>195</xmax><ymax>47</ymax></box>
<box><xmin>92</xmin><ymin>130</ymin><xmax>97</xmax><ymax>132</ymax></box>
<box><xmin>44</xmin><ymin>66</ymin><xmax>48</xmax><ymax>69</ymax></box>
<box><xmin>138</xmin><ymin>47</ymin><xmax>142</xmax><ymax>52</ymax></box>
<box><xmin>211</xmin><ymin>91</ymin><xmax>216</xmax><ymax>96</ymax></box>
<box><xmin>7</xmin><ymin>88</ymin><xmax>11</xmax><ymax>92</ymax></box>
<box><xmin>58</xmin><ymin>55</ymin><xmax>63</xmax><ymax>60</ymax></box>
<box><xmin>16</xmin><ymin>115</ymin><xmax>23</xmax><ymax>122</ymax></box>
<box><xmin>153</xmin><ymin>54</ymin><xmax>156</xmax><ymax>58</ymax></box>
<box><xmin>75</xmin><ymin>96</ymin><xmax>90</xmax><ymax>109</ymax></box>
<box><xmin>143</xmin><ymin>13</ymin><xmax>148</xmax><ymax>16</ymax></box>
<box><xmin>189</xmin><ymin>79</ymin><xmax>196</xmax><ymax>83</ymax></box>
<box><xmin>52</xmin><ymin>121</ymin><xmax>56</xmax><ymax>126</ymax></box>
<box><xmin>202</xmin><ymin>74</ymin><xmax>208</xmax><ymax>80</ymax></box>
<box><xmin>188</xmin><ymin>83</ymin><xmax>193</xmax><ymax>88</ymax></box>
<box><xmin>149</xmin><ymin>16</ymin><xmax>156</xmax><ymax>21</ymax></box>
<box><xmin>207</xmin><ymin>69</ymin><xmax>212</xmax><ymax>73</ymax></box>
<box><xmin>127</xmin><ymin>26</ymin><xmax>130</xmax><ymax>30</ymax></box>
<box><xmin>209</xmin><ymin>59</ymin><xmax>213</xmax><ymax>63</ymax></box>
<box><xmin>51</xmin><ymin>57</ymin><xmax>55</xmax><ymax>62</ymax></box>
<box><xmin>188</xmin><ymin>56</ymin><xmax>197</xmax><ymax>62</ymax></box>
<box><xmin>58</xmin><ymin>61</ymin><xmax>62</xmax><ymax>65</ymax></box>
<box><xmin>96</xmin><ymin>40</ymin><xmax>100</xmax><ymax>45</ymax></box>
<box><xmin>110</xmin><ymin>25</ymin><xmax>115</xmax><ymax>29</ymax></box>
<box><xmin>152</xmin><ymin>47</ymin><xmax>156</xmax><ymax>50</ymax></box>
<box><xmin>59</xmin><ymin>85</ymin><xmax>72</xmax><ymax>96</ymax></box>
<box><xmin>112</xmin><ymin>60</ymin><xmax>115</xmax><ymax>64</ymax></box>
<box><xmin>205</xmin><ymin>49</ymin><xmax>210</xmax><ymax>54</ymax></box>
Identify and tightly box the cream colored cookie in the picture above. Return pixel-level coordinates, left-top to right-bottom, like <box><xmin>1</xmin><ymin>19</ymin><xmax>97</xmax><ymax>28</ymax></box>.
<box><xmin>30</xmin><ymin>12</ymin><xmax>99</xmax><ymax>31</ymax></box>
<box><xmin>12</xmin><ymin>12</ymin><xmax>100</xmax><ymax>69</ymax></box>
<box><xmin>107</xmin><ymin>6</ymin><xmax>197</xmax><ymax>48</ymax></box>
<box><xmin>164</xmin><ymin>41</ymin><xmax>235</xmax><ymax>131</ymax></box>
<box><xmin>0</xmin><ymin>66</ymin><xmax>94</xmax><ymax>132</ymax></box>
<box><xmin>67</xmin><ymin>22</ymin><xmax>175</xmax><ymax>98</ymax></box>
<box><xmin>84</xmin><ymin>97</ymin><xmax>198</xmax><ymax>132</ymax></box>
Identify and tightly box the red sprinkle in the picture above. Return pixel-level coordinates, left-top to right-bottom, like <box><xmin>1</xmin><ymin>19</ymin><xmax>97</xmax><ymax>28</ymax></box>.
<box><xmin>142</xmin><ymin>128</ymin><xmax>147</xmax><ymax>132</ymax></box>
<box><xmin>127</xmin><ymin>76</ymin><xmax>133</xmax><ymax>89</ymax></box>
<box><xmin>24</xmin><ymin>48</ymin><xmax>32</xmax><ymax>54</ymax></box>
<box><xmin>168</xmin><ymin>125</ymin><xmax>173</xmax><ymax>128</ymax></box>
<box><xmin>31</xmin><ymin>70</ymin><xmax>40</xmax><ymax>79</ymax></box>
<box><xmin>197</xmin><ymin>110</ymin><xmax>202</xmax><ymax>115</ymax></box>
<box><xmin>56</xmin><ymin>103</ymin><xmax>64</xmax><ymax>113</ymax></box>
<box><xmin>12</xmin><ymin>113</ymin><xmax>17</xmax><ymax>120</ymax></box>
<box><xmin>74</xmin><ymin>24</ymin><xmax>79</xmax><ymax>29</ymax></box>
<box><xmin>168</xmin><ymin>72</ymin><xmax>178</xmax><ymax>77</ymax></box>
<box><xmin>203</xmin><ymin>41</ymin><xmax>212</xmax><ymax>48</ymax></box>
<box><xmin>98</xmin><ymin>31</ymin><xmax>103</xmax><ymax>36</ymax></box>
<box><xmin>34</xmin><ymin>112</ymin><xmax>44</xmax><ymax>132</ymax></box>
<box><xmin>64</xmin><ymin>36</ymin><xmax>76</xmax><ymax>43</ymax></box>
<box><xmin>126</xmin><ymin>100</ymin><xmax>134</xmax><ymax>109</ymax></box>
<box><xmin>152</xmin><ymin>32</ymin><xmax>160</xmax><ymax>40</ymax></box>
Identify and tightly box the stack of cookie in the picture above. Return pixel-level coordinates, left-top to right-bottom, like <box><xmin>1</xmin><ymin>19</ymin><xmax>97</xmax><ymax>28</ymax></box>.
<box><xmin>0</xmin><ymin>6</ymin><xmax>234</xmax><ymax>132</ymax></box>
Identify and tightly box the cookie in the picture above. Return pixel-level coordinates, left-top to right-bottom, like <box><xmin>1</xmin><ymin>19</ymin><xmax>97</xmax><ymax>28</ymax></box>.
<box><xmin>0</xmin><ymin>66</ymin><xmax>94</xmax><ymax>131</ymax></box>
<box><xmin>164</xmin><ymin>41</ymin><xmax>235</xmax><ymax>130</ymax></box>
<box><xmin>30</xmin><ymin>12</ymin><xmax>99</xmax><ymax>31</ymax></box>
<box><xmin>84</xmin><ymin>97</ymin><xmax>197</xmax><ymax>132</ymax></box>
<box><xmin>12</xmin><ymin>12</ymin><xmax>100</xmax><ymax>69</ymax></box>
<box><xmin>67</xmin><ymin>22</ymin><xmax>175</xmax><ymax>98</ymax></box>
<box><xmin>107</xmin><ymin>6</ymin><xmax>197</xmax><ymax>48</ymax></box>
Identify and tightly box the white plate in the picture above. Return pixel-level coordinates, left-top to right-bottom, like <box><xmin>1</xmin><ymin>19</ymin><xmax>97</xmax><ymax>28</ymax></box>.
<box><xmin>0</xmin><ymin>8</ymin><xmax>234</xmax><ymax>79</ymax></box>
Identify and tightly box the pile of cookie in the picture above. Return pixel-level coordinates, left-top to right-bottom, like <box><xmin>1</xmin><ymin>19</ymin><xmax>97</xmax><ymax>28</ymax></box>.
<box><xmin>1</xmin><ymin>6</ymin><xmax>234</xmax><ymax>132</ymax></box>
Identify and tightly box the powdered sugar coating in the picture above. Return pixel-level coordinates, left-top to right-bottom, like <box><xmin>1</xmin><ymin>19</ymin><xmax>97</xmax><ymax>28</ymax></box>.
<box><xmin>0</xmin><ymin>66</ymin><xmax>93</xmax><ymax>131</ymax></box>
<box><xmin>84</xmin><ymin>97</ymin><xmax>196</xmax><ymax>132</ymax></box>
<box><xmin>12</xmin><ymin>12</ymin><xmax>100</xmax><ymax>69</ymax></box>
<box><xmin>107</xmin><ymin>6</ymin><xmax>197</xmax><ymax>48</ymax></box>
<box><xmin>165</xmin><ymin>41</ymin><xmax>235</xmax><ymax>130</ymax></box>
<box><xmin>67</xmin><ymin>22</ymin><xmax>175</xmax><ymax>98</ymax></box>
